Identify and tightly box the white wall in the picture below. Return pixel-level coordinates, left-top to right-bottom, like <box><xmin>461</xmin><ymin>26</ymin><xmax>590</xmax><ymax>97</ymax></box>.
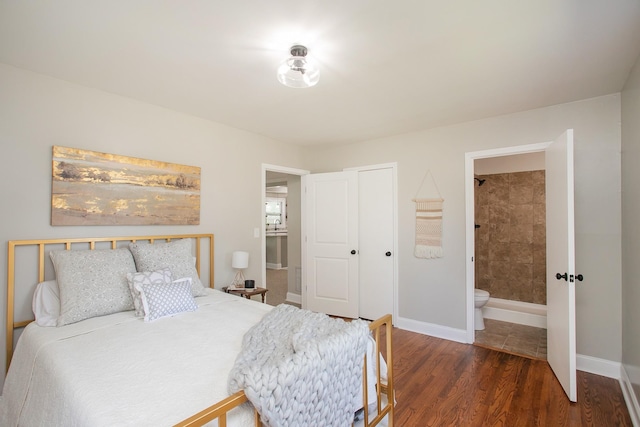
<box><xmin>621</xmin><ymin>53</ymin><xmax>640</xmax><ymax>406</ymax></box>
<box><xmin>0</xmin><ymin>61</ymin><xmax>626</xmax><ymax>390</ymax></box>
<box><xmin>305</xmin><ymin>94</ymin><xmax>622</xmax><ymax>362</ymax></box>
<box><xmin>0</xmin><ymin>63</ymin><xmax>307</xmax><ymax>382</ymax></box>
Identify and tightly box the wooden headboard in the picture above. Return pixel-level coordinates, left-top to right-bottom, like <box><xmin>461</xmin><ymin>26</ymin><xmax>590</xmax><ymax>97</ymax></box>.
<box><xmin>6</xmin><ymin>233</ymin><xmax>214</xmax><ymax>372</ymax></box>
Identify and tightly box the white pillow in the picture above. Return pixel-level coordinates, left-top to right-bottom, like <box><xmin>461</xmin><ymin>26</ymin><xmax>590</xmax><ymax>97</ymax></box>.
<box><xmin>126</xmin><ymin>268</ymin><xmax>174</xmax><ymax>318</ymax></box>
<box><xmin>129</xmin><ymin>239</ymin><xmax>207</xmax><ymax>297</ymax></box>
<box><xmin>136</xmin><ymin>277</ymin><xmax>197</xmax><ymax>322</ymax></box>
<box><xmin>32</xmin><ymin>280</ymin><xmax>60</xmax><ymax>327</ymax></box>
<box><xmin>50</xmin><ymin>248</ymin><xmax>137</xmax><ymax>326</ymax></box>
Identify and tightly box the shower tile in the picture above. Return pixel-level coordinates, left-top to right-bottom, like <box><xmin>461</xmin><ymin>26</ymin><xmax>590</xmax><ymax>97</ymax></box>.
<box><xmin>489</xmin><ymin>244</ymin><xmax>511</xmax><ymax>261</ymax></box>
<box><xmin>533</xmin><ymin>225</ymin><xmax>546</xmax><ymax>245</ymax></box>
<box><xmin>493</xmin><ymin>222</ymin><xmax>510</xmax><ymax>243</ymax></box>
<box><xmin>488</xmin><ymin>185</ymin><xmax>509</xmax><ymax>206</ymax></box>
<box><xmin>514</xmin><ymin>283</ymin><xmax>534</xmax><ymax>302</ymax></box>
<box><xmin>477</xmin><ymin>278</ymin><xmax>491</xmax><ymax>291</ymax></box>
<box><xmin>476</xmin><ymin>263</ymin><xmax>490</xmax><ymax>280</ymax></box>
<box><xmin>510</xmin><ymin>171</ymin><xmax>533</xmax><ymax>186</ymax></box>
<box><xmin>489</xmin><ymin>261</ymin><xmax>510</xmax><ymax>278</ymax></box>
<box><xmin>532</xmin><ymin>170</ymin><xmax>545</xmax><ymax>184</ymax></box>
<box><xmin>533</xmin><ymin>203</ymin><xmax>546</xmax><ymax>224</ymax></box>
<box><xmin>510</xmin><ymin>223</ymin><xmax>533</xmax><ymax>243</ymax></box>
<box><xmin>489</xmin><ymin>279</ymin><xmax>511</xmax><ymax>298</ymax></box>
<box><xmin>510</xmin><ymin>204</ymin><xmax>534</xmax><ymax>225</ymax></box>
<box><xmin>510</xmin><ymin>184</ymin><xmax>534</xmax><ymax>205</ymax></box>
<box><xmin>476</xmin><ymin>204</ymin><xmax>489</xmax><ymax>223</ymax></box>
<box><xmin>533</xmin><ymin>280</ymin><xmax>546</xmax><ymax>304</ymax></box>
<box><xmin>532</xmin><ymin>262</ymin><xmax>546</xmax><ymax>280</ymax></box>
<box><xmin>488</xmin><ymin>173</ymin><xmax>510</xmax><ymax>187</ymax></box>
<box><xmin>533</xmin><ymin>184</ymin><xmax>546</xmax><ymax>206</ymax></box>
<box><xmin>476</xmin><ymin>170</ymin><xmax>545</xmax><ymax>307</ymax></box>
<box><xmin>510</xmin><ymin>243</ymin><xmax>533</xmax><ymax>263</ymax></box>
<box><xmin>509</xmin><ymin>263</ymin><xmax>533</xmax><ymax>281</ymax></box>
<box><xmin>489</xmin><ymin>204</ymin><xmax>509</xmax><ymax>223</ymax></box>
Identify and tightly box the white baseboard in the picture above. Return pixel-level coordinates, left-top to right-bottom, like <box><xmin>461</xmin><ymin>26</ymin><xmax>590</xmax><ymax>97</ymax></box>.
<box><xmin>620</xmin><ymin>365</ymin><xmax>640</xmax><ymax>427</ymax></box>
<box><xmin>286</xmin><ymin>292</ymin><xmax>301</xmax><ymax>305</ymax></box>
<box><xmin>576</xmin><ymin>354</ymin><xmax>621</xmax><ymax>379</ymax></box>
<box><xmin>395</xmin><ymin>316</ymin><xmax>467</xmax><ymax>343</ymax></box>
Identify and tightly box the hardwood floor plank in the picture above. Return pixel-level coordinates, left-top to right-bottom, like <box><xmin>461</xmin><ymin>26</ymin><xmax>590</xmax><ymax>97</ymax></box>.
<box><xmin>391</xmin><ymin>327</ymin><xmax>632</xmax><ymax>426</ymax></box>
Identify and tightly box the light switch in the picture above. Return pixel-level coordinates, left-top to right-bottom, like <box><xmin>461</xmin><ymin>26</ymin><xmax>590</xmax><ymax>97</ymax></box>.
<box><xmin>254</xmin><ymin>227</ymin><xmax>260</xmax><ymax>238</ymax></box>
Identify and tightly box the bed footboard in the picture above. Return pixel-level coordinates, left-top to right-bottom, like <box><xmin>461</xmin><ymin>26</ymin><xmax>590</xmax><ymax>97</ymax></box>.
<box><xmin>174</xmin><ymin>391</ymin><xmax>260</xmax><ymax>427</ymax></box>
<box><xmin>175</xmin><ymin>314</ymin><xmax>394</xmax><ymax>427</ymax></box>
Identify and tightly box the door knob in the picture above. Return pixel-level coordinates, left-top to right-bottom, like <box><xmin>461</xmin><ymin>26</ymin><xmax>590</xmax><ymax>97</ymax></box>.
<box><xmin>351</xmin><ymin>250</ymin><xmax>357</xmax><ymax>255</ymax></box>
<box><xmin>576</xmin><ymin>274</ymin><xmax>583</xmax><ymax>281</ymax></box>
<box><xmin>385</xmin><ymin>251</ymin><xmax>392</xmax><ymax>257</ymax></box>
<box><xmin>556</xmin><ymin>272</ymin><xmax>568</xmax><ymax>281</ymax></box>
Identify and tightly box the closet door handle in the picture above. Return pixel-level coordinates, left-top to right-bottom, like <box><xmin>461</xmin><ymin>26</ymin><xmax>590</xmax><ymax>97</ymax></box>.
<box><xmin>351</xmin><ymin>250</ymin><xmax>357</xmax><ymax>255</ymax></box>
<box><xmin>385</xmin><ymin>251</ymin><xmax>392</xmax><ymax>257</ymax></box>
<box><xmin>556</xmin><ymin>272</ymin><xmax>568</xmax><ymax>281</ymax></box>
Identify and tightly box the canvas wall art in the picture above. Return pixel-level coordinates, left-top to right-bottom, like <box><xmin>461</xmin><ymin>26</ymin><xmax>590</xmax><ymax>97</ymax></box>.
<box><xmin>51</xmin><ymin>146</ymin><xmax>201</xmax><ymax>226</ymax></box>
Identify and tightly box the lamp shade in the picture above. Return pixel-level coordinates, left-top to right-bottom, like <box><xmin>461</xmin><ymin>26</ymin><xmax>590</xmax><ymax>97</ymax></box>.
<box><xmin>231</xmin><ymin>251</ymin><xmax>249</xmax><ymax>269</ymax></box>
<box><xmin>277</xmin><ymin>45</ymin><xmax>319</xmax><ymax>88</ymax></box>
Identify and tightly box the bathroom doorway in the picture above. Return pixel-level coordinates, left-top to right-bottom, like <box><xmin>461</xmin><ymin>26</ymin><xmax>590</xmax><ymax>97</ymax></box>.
<box><xmin>466</xmin><ymin>148</ymin><xmax>548</xmax><ymax>360</ymax></box>
<box><xmin>262</xmin><ymin>164</ymin><xmax>308</xmax><ymax>308</ymax></box>
<box><xmin>473</xmin><ymin>157</ymin><xmax>548</xmax><ymax>359</ymax></box>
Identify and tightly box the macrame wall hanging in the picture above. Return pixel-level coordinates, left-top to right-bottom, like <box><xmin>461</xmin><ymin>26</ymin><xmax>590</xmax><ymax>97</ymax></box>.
<box><xmin>412</xmin><ymin>170</ymin><xmax>444</xmax><ymax>259</ymax></box>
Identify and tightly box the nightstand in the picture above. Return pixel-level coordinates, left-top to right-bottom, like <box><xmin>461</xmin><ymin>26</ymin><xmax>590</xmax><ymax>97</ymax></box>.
<box><xmin>223</xmin><ymin>287</ymin><xmax>269</xmax><ymax>303</ymax></box>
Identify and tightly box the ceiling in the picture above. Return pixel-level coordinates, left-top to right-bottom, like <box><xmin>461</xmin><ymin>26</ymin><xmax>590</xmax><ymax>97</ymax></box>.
<box><xmin>1</xmin><ymin>1</ymin><xmax>639</xmax><ymax>146</ymax></box>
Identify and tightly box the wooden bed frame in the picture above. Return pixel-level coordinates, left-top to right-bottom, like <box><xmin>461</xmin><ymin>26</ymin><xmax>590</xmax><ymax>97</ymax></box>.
<box><xmin>5</xmin><ymin>233</ymin><xmax>394</xmax><ymax>427</ymax></box>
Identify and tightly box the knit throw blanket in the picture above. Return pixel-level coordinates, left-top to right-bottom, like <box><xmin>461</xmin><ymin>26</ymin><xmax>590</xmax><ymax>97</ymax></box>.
<box><xmin>228</xmin><ymin>304</ymin><xmax>370</xmax><ymax>427</ymax></box>
<box><xmin>414</xmin><ymin>198</ymin><xmax>444</xmax><ymax>259</ymax></box>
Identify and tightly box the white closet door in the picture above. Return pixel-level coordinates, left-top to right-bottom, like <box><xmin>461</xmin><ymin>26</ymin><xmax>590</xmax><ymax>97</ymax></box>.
<box><xmin>358</xmin><ymin>168</ymin><xmax>394</xmax><ymax>320</ymax></box>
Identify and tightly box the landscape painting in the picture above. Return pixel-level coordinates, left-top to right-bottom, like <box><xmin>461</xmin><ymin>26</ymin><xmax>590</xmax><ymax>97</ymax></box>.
<box><xmin>51</xmin><ymin>146</ymin><xmax>200</xmax><ymax>226</ymax></box>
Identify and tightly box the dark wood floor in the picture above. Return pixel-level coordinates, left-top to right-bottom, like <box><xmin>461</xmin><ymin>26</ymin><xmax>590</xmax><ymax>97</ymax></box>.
<box><xmin>391</xmin><ymin>327</ymin><xmax>632</xmax><ymax>426</ymax></box>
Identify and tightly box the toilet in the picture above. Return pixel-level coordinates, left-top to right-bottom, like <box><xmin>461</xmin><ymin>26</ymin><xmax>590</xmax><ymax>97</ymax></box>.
<box><xmin>474</xmin><ymin>289</ymin><xmax>490</xmax><ymax>330</ymax></box>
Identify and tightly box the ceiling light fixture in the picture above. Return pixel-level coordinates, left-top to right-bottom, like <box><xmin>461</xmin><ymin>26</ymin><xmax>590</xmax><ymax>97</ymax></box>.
<box><xmin>277</xmin><ymin>45</ymin><xmax>319</xmax><ymax>88</ymax></box>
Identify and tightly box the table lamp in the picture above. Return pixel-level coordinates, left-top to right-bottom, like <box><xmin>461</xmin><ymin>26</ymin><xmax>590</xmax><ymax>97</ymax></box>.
<box><xmin>231</xmin><ymin>251</ymin><xmax>249</xmax><ymax>287</ymax></box>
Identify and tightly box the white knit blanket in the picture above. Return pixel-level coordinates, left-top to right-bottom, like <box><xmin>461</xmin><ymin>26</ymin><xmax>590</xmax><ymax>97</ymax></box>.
<box><xmin>228</xmin><ymin>304</ymin><xmax>370</xmax><ymax>427</ymax></box>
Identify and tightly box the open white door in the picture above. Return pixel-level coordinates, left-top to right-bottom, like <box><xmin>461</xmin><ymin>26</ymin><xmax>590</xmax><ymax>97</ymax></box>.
<box><xmin>545</xmin><ymin>129</ymin><xmax>577</xmax><ymax>402</ymax></box>
<box><xmin>303</xmin><ymin>171</ymin><xmax>359</xmax><ymax>318</ymax></box>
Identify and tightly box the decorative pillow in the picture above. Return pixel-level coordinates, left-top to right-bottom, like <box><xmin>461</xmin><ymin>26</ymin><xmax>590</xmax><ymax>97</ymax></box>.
<box><xmin>128</xmin><ymin>239</ymin><xmax>207</xmax><ymax>297</ymax></box>
<box><xmin>136</xmin><ymin>277</ymin><xmax>197</xmax><ymax>322</ymax></box>
<box><xmin>50</xmin><ymin>248</ymin><xmax>137</xmax><ymax>326</ymax></box>
<box><xmin>32</xmin><ymin>280</ymin><xmax>60</xmax><ymax>327</ymax></box>
<box><xmin>126</xmin><ymin>268</ymin><xmax>173</xmax><ymax>318</ymax></box>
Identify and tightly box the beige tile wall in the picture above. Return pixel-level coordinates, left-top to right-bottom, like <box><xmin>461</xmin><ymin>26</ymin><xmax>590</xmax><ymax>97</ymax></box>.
<box><xmin>475</xmin><ymin>171</ymin><xmax>546</xmax><ymax>304</ymax></box>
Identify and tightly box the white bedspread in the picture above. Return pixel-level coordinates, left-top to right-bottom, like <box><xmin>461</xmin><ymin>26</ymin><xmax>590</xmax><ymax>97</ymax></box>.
<box><xmin>0</xmin><ymin>289</ymin><xmax>272</xmax><ymax>427</ymax></box>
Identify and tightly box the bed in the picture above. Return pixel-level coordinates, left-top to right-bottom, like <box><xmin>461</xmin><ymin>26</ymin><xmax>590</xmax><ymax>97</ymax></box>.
<box><xmin>1</xmin><ymin>233</ymin><xmax>394</xmax><ymax>426</ymax></box>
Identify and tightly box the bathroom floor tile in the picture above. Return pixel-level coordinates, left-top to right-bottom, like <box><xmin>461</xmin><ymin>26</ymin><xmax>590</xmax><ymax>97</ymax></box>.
<box><xmin>475</xmin><ymin>319</ymin><xmax>547</xmax><ymax>360</ymax></box>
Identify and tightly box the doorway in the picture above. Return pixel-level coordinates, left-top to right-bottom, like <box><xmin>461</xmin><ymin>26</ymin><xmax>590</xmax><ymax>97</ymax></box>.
<box><xmin>466</xmin><ymin>143</ymin><xmax>546</xmax><ymax>343</ymax></box>
<box><xmin>262</xmin><ymin>164</ymin><xmax>309</xmax><ymax>307</ymax></box>
<box><xmin>472</xmin><ymin>155</ymin><xmax>548</xmax><ymax>359</ymax></box>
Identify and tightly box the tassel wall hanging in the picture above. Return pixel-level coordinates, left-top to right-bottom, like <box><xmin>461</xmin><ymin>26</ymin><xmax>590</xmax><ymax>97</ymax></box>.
<box><xmin>413</xmin><ymin>170</ymin><xmax>444</xmax><ymax>259</ymax></box>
